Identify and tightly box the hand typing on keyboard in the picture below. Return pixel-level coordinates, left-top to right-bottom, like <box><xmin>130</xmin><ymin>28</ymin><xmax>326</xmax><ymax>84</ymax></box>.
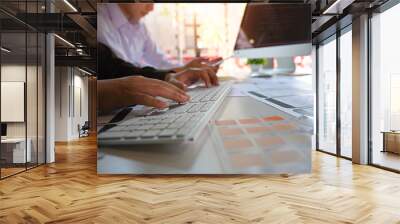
<box><xmin>166</xmin><ymin>59</ymin><xmax>220</xmax><ymax>89</ymax></box>
<box><xmin>98</xmin><ymin>82</ymin><xmax>232</xmax><ymax>145</ymax></box>
<box><xmin>98</xmin><ymin>76</ymin><xmax>190</xmax><ymax>114</ymax></box>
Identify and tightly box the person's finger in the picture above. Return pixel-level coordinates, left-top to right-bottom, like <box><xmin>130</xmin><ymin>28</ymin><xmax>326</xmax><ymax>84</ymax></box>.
<box><xmin>197</xmin><ymin>70</ymin><xmax>212</xmax><ymax>88</ymax></box>
<box><xmin>209</xmin><ymin>57</ymin><xmax>222</xmax><ymax>64</ymax></box>
<box><xmin>191</xmin><ymin>57</ymin><xmax>210</xmax><ymax>66</ymax></box>
<box><xmin>203</xmin><ymin>61</ymin><xmax>220</xmax><ymax>73</ymax></box>
<box><xmin>168</xmin><ymin>78</ymin><xmax>187</xmax><ymax>91</ymax></box>
<box><xmin>146</xmin><ymin>80</ymin><xmax>190</xmax><ymax>103</ymax></box>
<box><xmin>172</xmin><ymin>70</ymin><xmax>194</xmax><ymax>86</ymax></box>
<box><xmin>196</xmin><ymin>66</ymin><xmax>218</xmax><ymax>85</ymax></box>
<box><xmin>205</xmin><ymin>67</ymin><xmax>219</xmax><ymax>86</ymax></box>
<box><xmin>145</xmin><ymin>78</ymin><xmax>187</xmax><ymax>95</ymax></box>
<box><xmin>212</xmin><ymin>64</ymin><xmax>220</xmax><ymax>72</ymax></box>
<box><xmin>130</xmin><ymin>93</ymin><xmax>168</xmax><ymax>109</ymax></box>
<box><xmin>195</xmin><ymin>57</ymin><xmax>209</xmax><ymax>62</ymax></box>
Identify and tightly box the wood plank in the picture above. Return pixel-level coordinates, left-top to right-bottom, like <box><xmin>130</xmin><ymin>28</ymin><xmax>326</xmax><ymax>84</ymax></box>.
<box><xmin>0</xmin><ymin>136</ymin><xmax>400</xmax><ymax>223</ymax></box>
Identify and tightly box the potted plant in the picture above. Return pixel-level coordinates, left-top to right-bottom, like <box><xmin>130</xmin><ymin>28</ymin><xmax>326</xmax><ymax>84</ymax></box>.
<box><xmin>247</xmin><ymin>58</ymin><xmax>266</xmax><ymax>75</ymax></box>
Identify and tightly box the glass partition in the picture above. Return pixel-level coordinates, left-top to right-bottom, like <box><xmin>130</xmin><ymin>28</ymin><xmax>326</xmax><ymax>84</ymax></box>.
<box><xmin>317</xmin><ymin>36</ymin><xmax>337</xmax><ymax>155</ymax></box>
<box><xmin>339</xmin><ymin>28</ymin><xmax>352</xmax><ymax>158</ymax></box>
<box><xmin>27</xmin><ymin>31</ymin><xmax>38</xmax><ymax>169</ymax></box>
<box><xmin>0</xmin><ymin>1</ymin><xmax>46</xmax><ymax>179</ymax></box>
<box><xmin>1</xmin><ymin>30</ymin><xmax>28</xmax><ymax>178</ymax></box>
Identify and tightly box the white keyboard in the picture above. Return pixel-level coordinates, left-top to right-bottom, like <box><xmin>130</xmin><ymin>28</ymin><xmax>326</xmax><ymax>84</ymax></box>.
<box><xmin>98</xmin><ymin>82</ymin><xmax>232</xmax><ymax>145</ymax></box>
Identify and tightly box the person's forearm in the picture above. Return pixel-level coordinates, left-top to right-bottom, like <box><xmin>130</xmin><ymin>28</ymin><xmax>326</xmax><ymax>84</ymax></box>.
<box><xmin>97</xmin><ymin>79</ymin><xmax>128</xmax><ymax>114</ymax></box>
<box><xmin>170</xmin><ymin>66</ymin><xmax>186</xmax><ymax>73</ymax></box>
<box><xmin>98</xmin><ymin>43</ymin><xmax>170</xmax><ymax>81</ymax></box>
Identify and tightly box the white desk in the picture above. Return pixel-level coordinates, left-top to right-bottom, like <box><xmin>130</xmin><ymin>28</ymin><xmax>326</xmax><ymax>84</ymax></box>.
<box><xmin>97</xmin><ymin>77</ymin><xmax>313</xmax><ymax>174</ymax></box>
<box><xmin>1</xmin><ymin>138</ymin><xmax>31</xmax><ymax>163</ymax></box>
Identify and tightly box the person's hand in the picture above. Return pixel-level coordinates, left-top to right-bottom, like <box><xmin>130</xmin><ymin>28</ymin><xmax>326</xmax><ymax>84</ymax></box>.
<box><xmin>185</xmin><ymin>57</ymin><xmax>222</xmax><ymax>72</ymax></box>
<box><xmin>166</xmin><ymin>67</ymin><xmax>219</xmax><ymax>89</ymax></box>
<box><xmin>167</xmin><ymin>57</ymin><xmax>223</xmax><ymax>89</ymax></box>
<box><xmin>184</xmin><ymin>57</ymin><xmax>209</xmax><ymax>69</ymax></box>
<box><xmin>98</xmin><ymin>76</ymin><xmax>190</xmax><ymax>113</ymax></box>
<box><xmin>173</xmin><ymin>57</ymin><xmax>222</xmax><ymax>73</ymax></box>
<box><xmin>207</xmin><ymin>57</ymin><xmax>223</xmax><ymax>67</ymax></box>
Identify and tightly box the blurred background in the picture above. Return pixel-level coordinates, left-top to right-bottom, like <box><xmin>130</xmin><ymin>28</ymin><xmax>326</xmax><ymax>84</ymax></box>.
<box><xmin>143</xmin><ymin>3</ymin><xmax>245</xmax><ymax>64</ymax></box>
<box><xmin>142</xmin><ymin>3</ymin><xmax>312</xmax><ymax>79</ymax></box>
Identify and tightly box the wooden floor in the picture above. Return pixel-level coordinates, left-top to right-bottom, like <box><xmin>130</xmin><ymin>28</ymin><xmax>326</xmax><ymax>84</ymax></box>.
<box><xmin>1</xmin><ymin>167</ymin><xmax>26</xmax><ymax>178</ymax></box>
<box><xmin>373</xmin><ymin>151</ymin><xmax>400</xmax><ymax>171</ymax></box>
<box><xmin>1</xmin><ymin>136</ymin><xmax>400</xmax><ymax>224</ymax></box>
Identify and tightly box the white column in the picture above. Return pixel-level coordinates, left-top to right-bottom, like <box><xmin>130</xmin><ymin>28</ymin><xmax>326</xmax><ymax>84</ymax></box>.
<box><xmin>352</xmin><ymin>14</ymin><xmax>369</xmax><ymax>164</ymax></box>
<box><xmin>46</xmin><ymin>33</ymin><xmax>55</xmax><ymax>163</ymax></box>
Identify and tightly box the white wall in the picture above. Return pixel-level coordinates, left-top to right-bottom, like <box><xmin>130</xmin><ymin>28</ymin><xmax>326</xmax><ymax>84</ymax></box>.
<box><xmin>1</xmin><ymin>82</ymin><xmax>25</xmax><ymax>122</ymax></box>
<box><xmin>71</xmin><ymin>73</ymin><xmax>89</xmax><ymax>138</ymax></box>
<box><xmin>54</xmin><ymin>67</ymin><xmax>89</xmax><ymax>141</ymax></box>
<box><xmin>1</xmin><ymin>65</ymin><xmax>26</xmax><ymax>141</ymax></box>
<box><xmin>55</xmin><ymin>66</ymin><xmax>69</xmax><ymax>141</ymax></box>
<box><xmin>1</xmin><ymin>65</ymin><xmax>36</xmax><ymax>138</ymax></box>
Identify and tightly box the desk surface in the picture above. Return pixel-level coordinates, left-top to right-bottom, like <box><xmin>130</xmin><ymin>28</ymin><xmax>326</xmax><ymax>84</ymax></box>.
<box><xmin>1</xmin><ymin>138</ymin><xmax>27</xmax><ymax>143</ymax></box>
<box><xmin>97</xmin><ymin>77</ymin><xmax>313</xmax><ymax>174</ymax></box>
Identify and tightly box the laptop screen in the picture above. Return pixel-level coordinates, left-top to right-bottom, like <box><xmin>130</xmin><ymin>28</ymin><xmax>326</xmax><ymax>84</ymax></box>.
<box><xmin>234</xmin><ymin>3</ymin><xmax>311</xmax><ymax>51</ymax></box>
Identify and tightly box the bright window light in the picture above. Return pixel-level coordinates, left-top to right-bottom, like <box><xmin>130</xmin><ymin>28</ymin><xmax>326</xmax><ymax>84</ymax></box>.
<box><xmin>63</xmin><ymin>0</ymin><xmax>78</xmax><ymax>12</ymax></box>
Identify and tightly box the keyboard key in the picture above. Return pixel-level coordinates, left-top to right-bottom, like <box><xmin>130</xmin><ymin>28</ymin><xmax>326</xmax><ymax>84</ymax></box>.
<box><xmin>126</xmin><ymin>130</ymin><xmax>145</xmax><ymax>139</ymax></box>
<box><xmin>174</xmin><ymin>104</ymin><xmax>191</xmax><ymax>113</ymax></box>
<box><xmin>180</xmin><ymin>114</ymin><xmax>192</xmax><ymax>122</ymax></box>
<box><xmin>176</xmin><ymin>128</ymin><xmax>191</xmax><ymax>137</ymax></box>
<box><xmin>146</xmin><ymin>119</ymin><xmax>161</xmax><ymax>125</ymax></box>
<box><xmin>141</xmin><ymin>130</ymin><xmax>160</xmax><ymax>138</ymax></box>
<box><xmin>159</xmin><ymin>129</ymin><xmax>177</xmax><ymax>137</ymax></box>
<box><xmin>136</xmin><ymin>125</ymin><xmax>154</xmax><ymax>130</ymax></box>
<box><xmin>190</xmin><ymin>116</ymin><xmax>202</xmax><ymax>122</ymax></box>
<box><xmin>160</xmin><ymin>117</ymin><xmax>176</xmax><ymax>124</ymax></box>
<box><xmin>211</xmin><ymin>95</ymin><xmax>220</xmax><ymax>101</ymax></box>
<box><xmin>122</xmin><ymin>119</ymin><xmax>143</xmax><ymax>126</ymax></box>
<box><xmin>200</xmin><ymin>102</ymin><xmax>213</xmax><ymax>112</ymax></box>
<box><xmin>188</xmin><ymin>104</ymin><xmax>202</xmax><ymax>113</ymax></box>
<box><xmin>109</xmin><ymin>125</ymin><xmax>127</xmax><ymax>132</ymax></box>
<box><xmin>151</xmin><ymin>124</ymin><xmax>169</xmax><ymax>130</ymax></box>
<box><xmin>168</xmin><ymin>122</ymin><xmax>186</xmax><ymax>129</ymax></box>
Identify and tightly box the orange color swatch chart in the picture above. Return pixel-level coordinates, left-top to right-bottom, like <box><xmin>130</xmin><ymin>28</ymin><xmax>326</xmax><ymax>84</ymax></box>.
<box><xmin>210</xmin><ymin>115</ymin><xmax>311</xmax><ymax>173</ymax></box>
